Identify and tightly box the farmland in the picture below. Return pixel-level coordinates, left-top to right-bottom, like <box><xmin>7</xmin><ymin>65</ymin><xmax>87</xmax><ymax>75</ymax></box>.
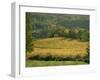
<box><xmin>26</xmin><ymin>37</ymin><xmax>89</xmax><ymax>67</ymax></box>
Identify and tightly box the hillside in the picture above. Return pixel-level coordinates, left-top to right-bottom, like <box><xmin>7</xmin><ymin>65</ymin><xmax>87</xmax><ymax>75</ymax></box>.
<box><xmin>26</xmin><ymin>12</ymin><xmax>89</xmax><ymax>39</ymax></box>
<box><xmin>27</xmin><ymin>37</ymin><xmax>88</xmax><ymax>60</ymax></box>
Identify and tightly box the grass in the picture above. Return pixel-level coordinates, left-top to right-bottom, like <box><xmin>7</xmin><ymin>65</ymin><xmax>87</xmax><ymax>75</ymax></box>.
<box><xmin>34</xmin><ymin>37</ymin><xmax>88</xmax><ymax>49</ymax></box>
<box><xmin>26</xmin><ymin>37</ymin><xmax>89</xmax><ymax>67</ymax></box>
<box><xmin>26</xmin><ymin>60</ymin><xmax>87</xmax><ymax>67</ymax></box>
<box><xmin>27</xmin><ymin>37</ymin><xmax>88</xmax><ymax>58</ymax></box>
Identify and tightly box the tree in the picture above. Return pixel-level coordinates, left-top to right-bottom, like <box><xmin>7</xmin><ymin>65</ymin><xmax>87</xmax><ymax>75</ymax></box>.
<box><xmin>68</xmin><ymin>28</ymin><xmax>77</xmax><ymax>39</ymax></box>
<box><xmin>26</xmin><ymin>13</ymin><xmax>33</xmax><ymax>52</ymax></box>
<box><xmin>78</xmin><ymin>30</ymin><xmax>89</xmax><ymax>41</ymax></box>
<box><xmin>48</xmin><ymin>24</ymin><xmax>57</xmax><ymax>37</ymax></box>
<box><xmin>83</xmin><ymin>47</ymin><xmax>89</xmax><ymax>63</ymax></box>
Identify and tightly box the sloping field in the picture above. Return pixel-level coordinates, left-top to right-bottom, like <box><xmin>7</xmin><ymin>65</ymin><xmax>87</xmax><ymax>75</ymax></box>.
<box><xmin>27</xmin><ymin>37</ymin><xmax>88</xmax><ymax>58</ymax></box>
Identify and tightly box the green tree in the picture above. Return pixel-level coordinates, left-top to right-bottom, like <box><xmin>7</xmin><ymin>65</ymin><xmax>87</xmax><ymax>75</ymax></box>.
<box><xmin>83</xmin><ymin>47</ymin><xmax>89</xmax><ymax>63</ymax></box>
<box><xmin>26</xmin><ymin>13</ymin><xmax>33</xmax><ymax>52</ymax></box>
<box><xmin>68</xmin><ymin>28</ymin><xmax>77</xmax><ymax>39</ymax></box>
<box><xmin>78</xmin><ymin>30</ymin><xmax>89</xmax><ymax>41</ymax></box>
<box><xmin>48</xmin><ymin>24</ymin><xmax>57</xmax><ymax>37</ymax></box>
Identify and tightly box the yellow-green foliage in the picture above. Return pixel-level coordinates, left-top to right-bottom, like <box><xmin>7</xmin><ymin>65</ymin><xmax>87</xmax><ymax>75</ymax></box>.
<box><xmin>27</xmin><ymin>37</ymin><xmax>88</xmax><ymax>59</ymax></box>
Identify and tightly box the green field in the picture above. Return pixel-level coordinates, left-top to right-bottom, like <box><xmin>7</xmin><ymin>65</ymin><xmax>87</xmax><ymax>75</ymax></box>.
<box><xmin>26</xmin><ymin>60</ymin><xmax>87</xmax><ymax>67</ymax></box>
<box><xmin>26</xmin><ymin>37</ymin><xmax>89</xmax><ymax>67</ymax></box>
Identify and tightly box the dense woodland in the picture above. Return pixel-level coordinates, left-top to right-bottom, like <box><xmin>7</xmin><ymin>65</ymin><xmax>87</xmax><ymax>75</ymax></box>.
<box><xmin>26</xmin><ymin>12</ymin><xmax>89</xmax><ymax>52</ymax></box>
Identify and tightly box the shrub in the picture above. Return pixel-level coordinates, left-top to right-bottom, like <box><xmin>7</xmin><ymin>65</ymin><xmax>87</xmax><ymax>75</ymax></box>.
<box><xmin>28</xmin><ymin>53</ymin><xmax>88</xmax><ymax>62</ymax></box>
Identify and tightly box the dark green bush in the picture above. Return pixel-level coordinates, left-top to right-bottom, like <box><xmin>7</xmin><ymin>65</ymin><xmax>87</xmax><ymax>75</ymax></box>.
<box><xmin>28</xmin><ymin>53</ymin><xmax>89</xmax><ymax>63</ymax></box>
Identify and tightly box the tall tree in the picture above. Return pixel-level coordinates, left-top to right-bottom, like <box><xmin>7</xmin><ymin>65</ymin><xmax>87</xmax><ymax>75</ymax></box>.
<box><xmin>26</xmin><ymin>13</ymin><xmax>33</xmax><ymax>52</ymax></box>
